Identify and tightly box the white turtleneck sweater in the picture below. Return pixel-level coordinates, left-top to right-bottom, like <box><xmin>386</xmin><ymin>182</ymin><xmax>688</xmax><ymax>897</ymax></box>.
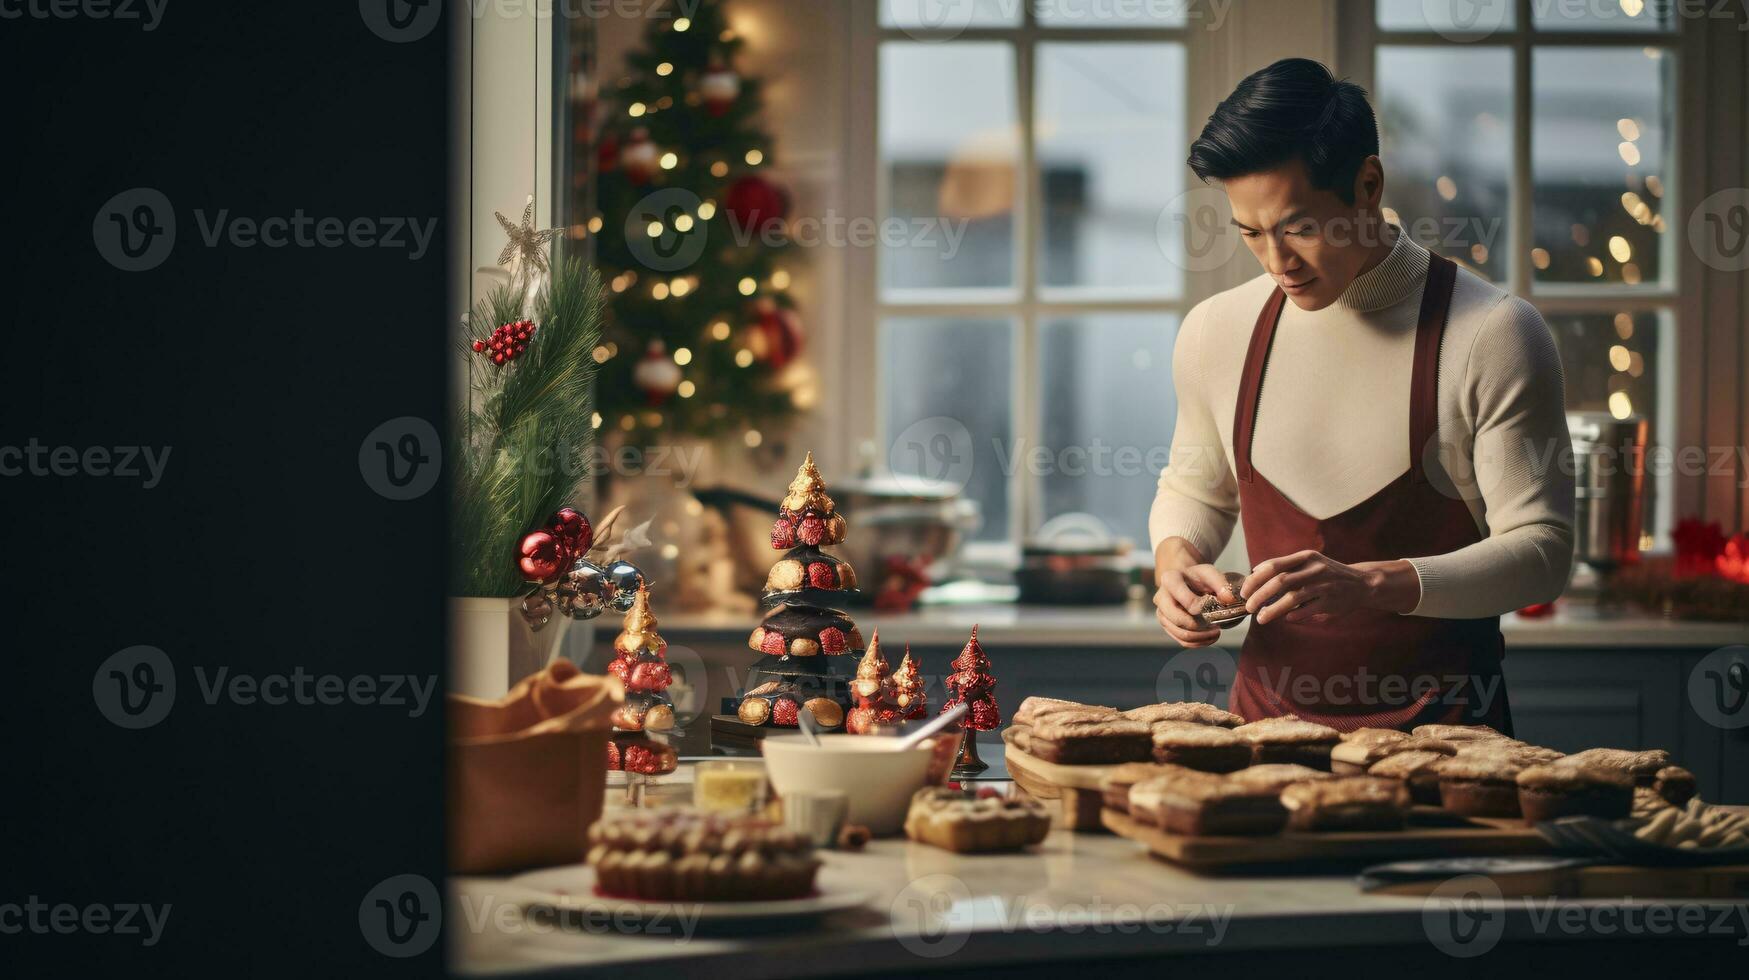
<box><xmin>1149</xmin><ymin>228</ymin><xmax>1576</xmax><ymax>619</ymax></box>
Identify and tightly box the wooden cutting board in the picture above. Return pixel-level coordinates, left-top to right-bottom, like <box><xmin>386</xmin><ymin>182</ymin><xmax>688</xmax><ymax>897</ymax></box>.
<box><xmin>1103</xmin><ymin>807</ymin><xmax>1552</xmax><ymax>870</ymax></box>
<box><xmin>1003</xmin><ymin>742</ymin><xmax>1131</xmax><ymax>831</ymax></box>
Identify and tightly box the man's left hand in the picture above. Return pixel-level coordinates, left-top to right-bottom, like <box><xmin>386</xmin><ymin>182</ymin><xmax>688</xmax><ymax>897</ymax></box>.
<box><xmin>1240</xmin><ymin>551</ymin><xmax>1420</xmax><ymax>624</ymax></box>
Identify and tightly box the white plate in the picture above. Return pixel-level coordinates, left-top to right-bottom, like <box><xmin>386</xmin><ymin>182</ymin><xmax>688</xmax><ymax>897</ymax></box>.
<box><xmin>508</xmin><ymin>863</ymin><xmax>872</xmax><ymax>923</ymax></box>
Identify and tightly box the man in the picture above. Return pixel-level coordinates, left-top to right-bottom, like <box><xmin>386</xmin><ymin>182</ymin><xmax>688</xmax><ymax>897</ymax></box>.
<box><xmin>1151</xmin><ymin>59</ymin><xmax>1574</xmax><ymax>734</ymax></box>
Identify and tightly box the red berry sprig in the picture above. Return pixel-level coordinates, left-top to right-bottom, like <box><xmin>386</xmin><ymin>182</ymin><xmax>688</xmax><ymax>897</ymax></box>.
<box><xmin>472</xmin><ymin>318</ymin><xmax>537</xmax><ymax>366</ymax></box>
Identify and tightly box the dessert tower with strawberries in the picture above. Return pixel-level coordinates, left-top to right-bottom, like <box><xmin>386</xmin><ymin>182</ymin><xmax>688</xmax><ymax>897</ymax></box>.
<box><xmin>604</xmin><ymin>586</ymin><xmax>679</xmax><ymax>774</ymax></box>
<box><xmin>730</xmin><ymin>453</ymin><xmax>863</xmax><ymax>732</ymax></box>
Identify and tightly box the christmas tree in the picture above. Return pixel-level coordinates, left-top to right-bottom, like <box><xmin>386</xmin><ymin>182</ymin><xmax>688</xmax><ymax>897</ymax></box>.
<box><xmin>847</xmin><ymin>630</ymin><xmax>902</xmax><ymax>735</ymax></box>
<box><xmin>591</xmin><ymin>0</ymin><xmax>802</xmax><ymax>439</ymax></box>
<box><xmin>891</xmin><ymin>646</ymin><xmax>927</xmax><ymax>721</ymax></box>
<box><xmin>720</xmin><ymin>453</ymin><xmax>861</xmax><ymax>735</ymax></box>
<box><xmin>942</xmin><ymin>626</ymin><xmax>999</xmax><ymax>732</ymax></box>
<box><xmin>605</xmin><ymin>586</ymin><xmax>679</xmax><ymax>775</ymax></box>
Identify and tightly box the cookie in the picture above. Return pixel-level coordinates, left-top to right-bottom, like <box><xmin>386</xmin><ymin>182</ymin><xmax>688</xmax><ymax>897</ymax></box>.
<box><xmin>1516</xmin><ymin>764</ymin><xmax>1634</xmax><ymax>823</ymax></box>
<box><xmin>1128</xmin><ymin>770</ymin><xmax>1288</xmax><ymax>836</ymax></box>
<box><xmin>1025</xmin><ymin>715</ymin><xmax>1152</xmax><ymax>765</ymax></box>
<box><xmin>1280</xmin><ymin>776</ymin><xmax>1410</xmax><ymax>831</ymax></box>
<box><xmin>1149</xmin><ymin>721</ymin><xmax>1251</xmax><ymax>773</ymax></box>
<box><xmin>1554</xmin><ymin>748</ymin><xmax>1671</xmax><ymax>786</ymax></box>
<box><xmin>1121</xmin><ymin>701</ymin><xmax>1244</xmax><ymax>728</ymax></box>
<box><xmin>1233</xmin><ymin>716</ymin><xmax>1341</xmax><ymax>770</ymax></box>
<box><xmin>903</xmin><ymin>788</ymin><xmax>1051</xmax><ymax>853</ymax></box>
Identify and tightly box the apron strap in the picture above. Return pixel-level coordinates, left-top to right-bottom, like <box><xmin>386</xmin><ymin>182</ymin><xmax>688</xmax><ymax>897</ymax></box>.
<box><xmin>1232</xmin><ymin>286</ymin><xmax>1289</xmax><ymax>484</ymax></box>
<box><xmin>1409</xmin><ymin>253</ymin><xmax>1459</xmax><ymax>484</ymax></box>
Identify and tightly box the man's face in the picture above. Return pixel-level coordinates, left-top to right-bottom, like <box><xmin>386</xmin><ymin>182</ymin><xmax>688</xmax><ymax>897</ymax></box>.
<box><xmin>1222</xmin><ymin>156</ymin><xmax>1383</xmax><ymax>311</ymax></box>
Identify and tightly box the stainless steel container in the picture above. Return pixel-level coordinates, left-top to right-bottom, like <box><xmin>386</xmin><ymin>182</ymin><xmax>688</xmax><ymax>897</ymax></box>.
<box><xmin>1568</xmin><ymin>411</ymin><xmax>1650</xmax><ymax>575</ymax></box>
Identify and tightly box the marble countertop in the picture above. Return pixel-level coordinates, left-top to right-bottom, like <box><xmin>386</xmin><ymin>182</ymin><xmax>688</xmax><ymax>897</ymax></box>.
<box><xmin>655</xmin><ymin>600</ymin><xmax>1746</xmax><ymax>649</ymax></box>
<box><xmin>450</xmin><ymin>760</ymin><xmax>1749</xmax><ymax>977</ymax></box>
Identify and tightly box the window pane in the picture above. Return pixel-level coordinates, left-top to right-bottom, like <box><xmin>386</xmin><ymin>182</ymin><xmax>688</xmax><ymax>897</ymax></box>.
<box><xmin>879</xmin><ymin>42</ymin><xmax>1019</xmax><ymax>294</ymax></box>
<box><xmin>1533</xmin><ymin>0</ymin><xmax>1671</xmax><ymax>31</ymax></box>
<box><xmin>1038</xmin><ymin>315</ymin><xmax>1179</xmax><ymax>547</ymax></box>
<box><xmin>1036</xmin><ymin>0</ymin><xmax>1188</xmax><ymax>27</ymax></box>
<box><xmin>1036</xmin><ymin>43</ymin><xmax>1185</xmax><ymax>296</ymax></box>
<box><xmin>1531</xmin><ymin>47</ymin><xmax>1673</xmax><ymax>287</ymax></box>
<box><xmin>880</xmin><ymin>0</ymin><xmax>1022</xmax><ymax>30</ymax></box>
<box><xmin>1545</xmin><ymin>310</ymin><xmax>1671</xmax><ymax>540</ymax></box>
<box><xmin>882</xmin><ymin>317</ymin><xmax>1013</xmax><ymax>542</ymax></box>
<box><xmin>1377</xmin><ymin>0</ymin><xmax>1514</xmax><ymax>34</ymax></box>
<box><xmin>1376</xmin><ymin>46</ymin><xmax>1512</xmax><ymax>282</ymax></box>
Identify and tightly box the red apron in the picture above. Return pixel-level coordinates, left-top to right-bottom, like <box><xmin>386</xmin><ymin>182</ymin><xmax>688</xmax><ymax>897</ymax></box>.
<box><xmin>1226</xmin><ymin>253</ymin><xmax>1513</xmax><ymax>735</ymax></box>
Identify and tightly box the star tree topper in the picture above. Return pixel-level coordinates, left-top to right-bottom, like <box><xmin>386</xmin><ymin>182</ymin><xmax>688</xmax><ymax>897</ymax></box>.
<box><xmin>494</xmin><ymin>195</ymin><xmax>558</xmax><ymax>294</ymax></box>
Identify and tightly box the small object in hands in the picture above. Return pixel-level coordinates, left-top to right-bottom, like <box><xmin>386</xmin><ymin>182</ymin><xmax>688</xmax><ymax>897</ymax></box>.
<box><xmin>781</xmin><ymin>789</ymin><xmax>849</xmax><ymax>847</ymax></box>
<box><xmin>1190</xmin><ymin>573</ymin><xmax>1251</xmax><ymax>629</ymax></box>
<box><xmin>903</xmin><ymin>787</ymin><xmax>1051</xmax><ymax>853</ymax></box>
<box><xmin>836</xmin><ymin>823</ymin><xmax>871</xmax><ymax>852</ymax></box>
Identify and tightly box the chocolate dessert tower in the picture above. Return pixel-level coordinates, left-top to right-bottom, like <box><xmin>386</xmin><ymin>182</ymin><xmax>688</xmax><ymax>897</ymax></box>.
<box><xmin>605</xmin><ymin>586</ymin><xmax>679</xmax><ymax>774</ymax></box>
<box><xmin>733</xmin><ymin>453</ymin><xmax>863</xmax><ymax>731</ymax></box>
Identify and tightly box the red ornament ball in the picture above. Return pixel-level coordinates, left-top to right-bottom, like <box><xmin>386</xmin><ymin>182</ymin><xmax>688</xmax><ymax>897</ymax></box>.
<box><xmin>517</xmin><ymin>530</ymin><xmax>565</xmax><ymax>583</ymax></box>
<box><xmin>751</xmin><ymin>301</ymin><xmax>803</xmax><ymax>369</ymax></box>
<box><xmin>627</xmin><ymin>660</ymin><xmax>672</xmax><ymax>694</ymax></box>
<box><xmin>545</xmin><ymin>506</ymin><xmax>593</xmax><ymax>557</ymax></box>
<box><xmin>607</xmin><ymin>655</ymin><xmax>634</xmax><ymax>686</ymax></box>
<box><xmin>771</xmin><ymin>697</ymin><xmax>800</xmax><ymax>727</ymax></box>
<box><xmin>723</xmin><ymin>175</ymin><xmax>789</xmax><ymax>234</ymax></box>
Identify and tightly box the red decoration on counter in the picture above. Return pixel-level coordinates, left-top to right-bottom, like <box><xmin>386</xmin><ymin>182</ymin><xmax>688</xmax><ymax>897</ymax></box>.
<box><xmin>1673</xmin><ymin>518</ymin><xmax>1728</xmax><ymax>578</ymax></box>
<box><xmin>1718</xmin><ymin>534</ymin><xmax>1749</xmax><ymax>585</ymax></box>
<box><xmin>942</xmin><ymin>625</ymin><xmax>999</xmax><ymax>732</ymax></box>
<box><xmin>873</xmin><ymin>555</ymin><xmax>931</xmax><ymax>612</ymax></box>
<box><xmin>1516</xmin><ymin>602</ymin><xmax>1557</xmax><ymax>619</ymax></box>
<box><xmin>846</xmin><ymin>629</ymin><xmax>901</xmax><ymax>735</ymax></box>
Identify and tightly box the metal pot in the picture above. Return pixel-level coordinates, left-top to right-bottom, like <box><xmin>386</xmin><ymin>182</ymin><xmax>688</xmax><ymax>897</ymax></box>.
<box><xmin>1568</xmin><ymin>411</ymin><xmax>1650</xmax><ymax>576</ymax></box>
<box><xmin>1014</xmin><ymin>513</ymin><xmax>1134</xmax><ymax>606</ymax></box>
<box><xmin>694</xmin><ymin>472</ymin><xmax>980</xmax><ymax>600</ymax></box>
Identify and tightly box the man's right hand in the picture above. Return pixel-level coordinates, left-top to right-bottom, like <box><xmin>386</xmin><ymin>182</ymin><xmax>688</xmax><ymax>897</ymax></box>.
<box><xmin>1154</xmin><ymin>537</ymin><xmax>1233</xmax><ymax>648</ymax></box>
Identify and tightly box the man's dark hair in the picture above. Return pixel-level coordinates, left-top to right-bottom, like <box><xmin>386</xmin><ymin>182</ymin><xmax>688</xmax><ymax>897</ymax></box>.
<box><xmin>1187</xmin><ymin>58</ymin><xmax>1378</xmax><ymax>204</ymax></box>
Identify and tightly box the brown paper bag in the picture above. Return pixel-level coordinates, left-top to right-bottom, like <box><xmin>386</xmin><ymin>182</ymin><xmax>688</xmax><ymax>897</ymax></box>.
<box><xmin>448</xmin><ymin>659</ymin><xmax>624</xmax><ymax>874</ymax></box>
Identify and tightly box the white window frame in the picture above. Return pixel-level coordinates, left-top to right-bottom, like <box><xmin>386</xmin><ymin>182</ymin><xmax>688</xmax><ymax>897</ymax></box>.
<box><xmin>847</xmin><ymin>0</ymin><xmax>1240</xmax><ymax>566</ymax></box>
<box><xmin>1339</xmin><ymin>0</ymin><xmax>1707</xmax><ymax>547</ymax></box>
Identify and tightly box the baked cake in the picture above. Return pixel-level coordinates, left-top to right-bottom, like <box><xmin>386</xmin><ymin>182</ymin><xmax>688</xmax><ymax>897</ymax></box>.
<box><xmin>586</xmin><ymin>810</ymin><xmax>820</xmax><ymax>901</ymax></box>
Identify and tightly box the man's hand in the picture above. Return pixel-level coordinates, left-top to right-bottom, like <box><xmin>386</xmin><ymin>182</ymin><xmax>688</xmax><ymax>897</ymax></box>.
<box><xmin>1154</xmin><ymin>537</ymin><xmax>1233</xmax><ymax>648</ymax></box>
<box><xmin>1240</xmin><ymin>551</ymin><xmax>1420</xmax><ymax>625</ymax></box>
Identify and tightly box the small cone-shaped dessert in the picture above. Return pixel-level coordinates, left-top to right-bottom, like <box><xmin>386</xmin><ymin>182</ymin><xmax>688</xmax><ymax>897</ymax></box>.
<box><xmin>942</xmin><ymin>625</ymin><xmax>999</xmax><ymax>732</ymax></box>
<box><xmin>847</xmin><ymin>630</ymin><xmax>902</xmax><ymax>735</ymax></box>
<box><xmin>891</xmin><ymin>646</ymin><xmax>927</xmax><ymax>721</ymax></box>
<box><xmin>605</xmin><ymin>586</ymin><xmax>678</xmax><ymax>774</ymax></box>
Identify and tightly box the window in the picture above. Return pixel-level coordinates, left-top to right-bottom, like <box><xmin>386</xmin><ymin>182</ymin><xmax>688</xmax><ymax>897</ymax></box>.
<box><xmin>1349</xmin><ymin>0</ymin><xmax>1681</xmax><ymax>547</ymax></box>
<box><xmin>873</xmin><ymin>2</ymin><xmax>1194</xmax><ymax>557</ymax></box>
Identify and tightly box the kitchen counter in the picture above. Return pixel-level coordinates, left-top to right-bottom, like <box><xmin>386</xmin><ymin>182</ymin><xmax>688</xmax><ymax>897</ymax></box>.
<box><xmin>450</xmin><ymin>757</ymin><xmax>1749</xmax><ymax>977</ymax></box>
<box><xmin>657</xmin><ymin>600</ymin><xmax>1745</xmax><ymax>650</ymax></box>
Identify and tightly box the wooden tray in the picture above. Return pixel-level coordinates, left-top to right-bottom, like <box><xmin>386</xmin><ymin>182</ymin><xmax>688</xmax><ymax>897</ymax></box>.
<box><xmin>1003</xmin><ymin>742</ymin><xmax>1127</xmax><ymax>832</ymax></box>
<box><xmin>1102</xmin><ymin>807</ymin><xmax>1552</xmax><ymax>871</ymax></box>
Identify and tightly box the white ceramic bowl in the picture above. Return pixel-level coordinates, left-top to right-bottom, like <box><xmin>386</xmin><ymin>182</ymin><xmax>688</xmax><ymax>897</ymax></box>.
<box><xmin>760</xmin><ymin>734</ymin><xmax>937</xmax><ymax>836</ymax></box>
